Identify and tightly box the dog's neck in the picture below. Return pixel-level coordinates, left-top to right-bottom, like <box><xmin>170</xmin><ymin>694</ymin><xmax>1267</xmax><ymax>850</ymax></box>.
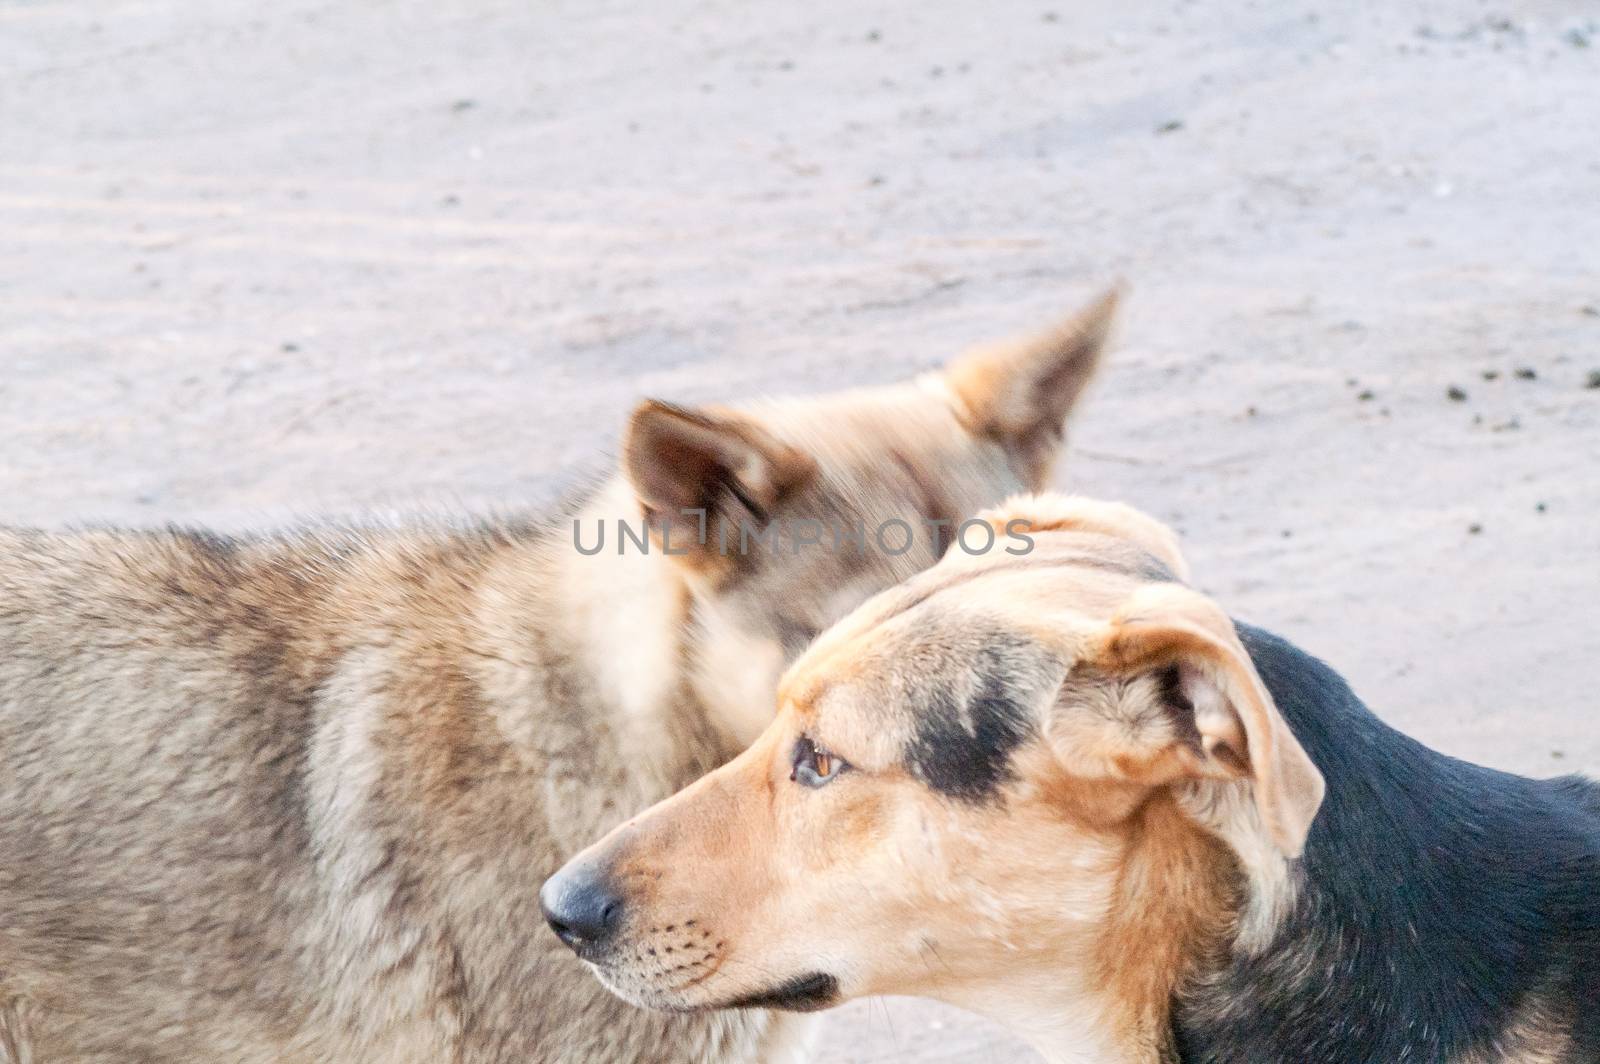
<box><xmin>1065</xmin><ymin>794</ymin><xmax>1238</xmax><ymax>1064</ymax></box>
<box><xmin>939</xmin><ymin>795</ymin><xmax>1238</xmax><ymax>1064</ymax></box>
<box><xmin>965</xmin><ymin>983</ymin><xmax>1181</xmax><ymax>1064</ymax></box>
<box><xmin>544</xmin><ymin>478</ymin><xmax>751</xmax><ymax>785</ymax></box>
<box><xmin>968</xmin><ymin>989</ymin><xmax>1162</xmax><ymax>1064</ymax></box>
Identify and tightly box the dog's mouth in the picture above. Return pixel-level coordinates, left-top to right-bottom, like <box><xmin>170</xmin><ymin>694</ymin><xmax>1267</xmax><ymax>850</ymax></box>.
<box><xmin>581</xmin><ymin>938</ymin><xmax>723</xmax><ymax>1010</ymax></box>
<box><xmin>716</xmin><ymin>971</ymin><xmax>841</xmax><ymax>1013</ymax></box>
<box><xmin>592</xmin><ymin>959</ymin><xmax>841</xmax><ymax>1015</ymax></box>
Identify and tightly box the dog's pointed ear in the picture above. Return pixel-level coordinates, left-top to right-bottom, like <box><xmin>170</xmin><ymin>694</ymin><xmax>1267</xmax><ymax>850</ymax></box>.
<box><xmin>623</xmin><ymin>400</ymin><xmax>816</xmax><ymax>566</ymax></box>
<box><xmin>944</xmin><ymin>284</ymin><xmax>1122</xmax><ymax>487</ymax></box>
<box><xmin>1095</xmin><ymin>584</ymin><xmax>1325</xmax><ymax>856</ymax></box>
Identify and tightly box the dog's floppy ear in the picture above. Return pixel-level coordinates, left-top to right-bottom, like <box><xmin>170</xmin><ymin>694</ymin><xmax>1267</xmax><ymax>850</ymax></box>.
<box><xmin>944</xmin><ymin>284</ymin><xmax>1121</xmax><ymax>487</ymax></box>
<box><xmin>1094</xmin><ymin>584</ymin><xmax>1325</xmax><ymax>856</ymax></box>
<box><xmin>623</xmin><ymin>400</ymin><xmax>816</xmax><ymax>567</ymax></box>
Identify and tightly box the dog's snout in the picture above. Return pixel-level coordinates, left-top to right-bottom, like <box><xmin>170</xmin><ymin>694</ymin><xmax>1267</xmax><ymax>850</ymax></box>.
<box><xmin>541</xmin><ymin>865</ymin><xmax>624</xmax><ymax>956</ymax></box>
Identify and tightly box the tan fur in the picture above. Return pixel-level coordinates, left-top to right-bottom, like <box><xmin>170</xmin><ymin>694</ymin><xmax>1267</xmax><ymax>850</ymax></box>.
<box><xmin>1457</xmin><ymin>1037</ymin><xmax>1575</xmax><ymax>1064</ymax></box>
<box><xmin>0</xmin><ymin>294</ymin><xmax>1118</xmax><ymax>1063</ymax></box>
<box><xmin>1090</xmin><ymin>794</ymin><xmax>1239</xmax><ymax>1060</ymax></box>
<box><xmin>989</xmin><ymin>493</ymin><xmax>1191</xmax><ymax>582</ymax></box>
<box><xmin>1454</xmin><ymin>991</ymin><xmax>1577</xmax><ymax>1064</ymax></box>
<box><xmin>552</xmin><ymin>490</ymin><xmax>1323</xmax><ymax>1064</ymax></box>
<box><xmin>1097</xmin><ymin>581</ymin><xmax>1326</xmax><ymax>855</ymax></box>
<box><xmin>944</xmin><ymin>285</ymin><xmax>1121</xmax><ymax>486</ymax></box>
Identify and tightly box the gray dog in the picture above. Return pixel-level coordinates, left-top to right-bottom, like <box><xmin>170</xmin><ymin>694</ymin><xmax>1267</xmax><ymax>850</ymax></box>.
<box><xmin>0</xmin><ymin>291</ymin><xmax>1118</xmax><ymax>1063</ymax></box>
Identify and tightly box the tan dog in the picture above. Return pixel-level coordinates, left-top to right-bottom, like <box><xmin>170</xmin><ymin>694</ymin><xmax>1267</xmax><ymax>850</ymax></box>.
<box><xmin>0</xmin><ymin>293</ymin><xmax>1117</xmax><ymax>1064</ymax></box>
<box><xmin>548</xmin><ymin>494</ymin><xmax>1600</xmax><ymax>1064</ymax></box>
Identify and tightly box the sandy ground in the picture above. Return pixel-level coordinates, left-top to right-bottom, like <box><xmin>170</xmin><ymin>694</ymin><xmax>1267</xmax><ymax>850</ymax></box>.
<box><xmin>4</xmin><ymin>0</ymin><xmax>1599</xmax><ymax>1058</ymax></box>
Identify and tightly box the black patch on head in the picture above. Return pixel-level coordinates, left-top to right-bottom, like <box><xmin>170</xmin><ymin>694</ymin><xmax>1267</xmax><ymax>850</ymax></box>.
<box><xmin>723</xmin><ymin>971</ymin><xmax>839</xmax><ymax>1012</ymax></box>
<box><xmin>904</xmin><ymin>639</ymin><xmax>1039</xmax><ymax>803</ymax></box>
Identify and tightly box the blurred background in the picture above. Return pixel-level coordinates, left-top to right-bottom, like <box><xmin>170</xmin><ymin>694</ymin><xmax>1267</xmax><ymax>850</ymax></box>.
<box><xmin>4</xmin><ymin>0</ymin><xmax>1598</xmax><ymax>1058</ymax></box>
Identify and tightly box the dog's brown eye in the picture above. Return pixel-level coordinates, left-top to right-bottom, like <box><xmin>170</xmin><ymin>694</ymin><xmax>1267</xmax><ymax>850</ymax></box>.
<box><xmin>790</xmin><ymin>736</ymin><xmax>849</xmax><ymax>788</ymax></box>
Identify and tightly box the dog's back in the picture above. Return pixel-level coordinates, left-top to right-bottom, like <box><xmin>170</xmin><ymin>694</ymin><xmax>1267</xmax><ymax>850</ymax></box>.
<box><xmin>1552</xmin><ymin>773</ymin><xmax>1600</xmax><ymax>826</ymax></box>
<box><xmin>1174</xmin><ymin>624</ymin><xmax>1600</xmax><ymax>1064</ymax></box>
<box><xmin>2</xmin><ymin>527</ymin><xmax>323</xmax><ymax>1060</ymax></box>
<box><xmin>0</xmin><ymin>520</ymin><xmax>794</xmax><ymax>1062</ymax></box>
<box><xmin>0</xmin><ymin>525</ymin><xmax>474</xmax><ymax>1061</ymax></box>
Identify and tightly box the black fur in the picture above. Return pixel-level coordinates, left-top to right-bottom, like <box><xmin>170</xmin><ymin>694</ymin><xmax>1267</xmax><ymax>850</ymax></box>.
<box><xmin>1171</xmin><ymin>623</ymin><xmax>1600</xmax><ymax>1064</ymax></box>
<box><xmin>722</xmin><ymin>972</ymin><xmax>839</xmax><ymax>1012</ymax></box>
<box><xmin>904</xmin><ymin>641</ymin><xmax>1038</xmax><ymax>803</ymax></box>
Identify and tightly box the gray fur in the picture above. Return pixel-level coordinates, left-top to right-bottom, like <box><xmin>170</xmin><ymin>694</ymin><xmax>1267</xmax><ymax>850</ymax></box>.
<box><xmin>0</xmin><ymin>292</ymin><xmax>1118</xmax><ymax>1062</ymax></box>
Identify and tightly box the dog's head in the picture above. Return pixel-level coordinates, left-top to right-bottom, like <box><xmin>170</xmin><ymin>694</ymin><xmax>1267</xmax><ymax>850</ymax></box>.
<box><xmin>618</xmin><ymin>287</ymin><xmax>1121</xmax><ymax>746</ymax></box>
<box><xmin>544</xmin><ymin>494</ymin><xmax>1324</xmax><ymax>1052</ymax></box>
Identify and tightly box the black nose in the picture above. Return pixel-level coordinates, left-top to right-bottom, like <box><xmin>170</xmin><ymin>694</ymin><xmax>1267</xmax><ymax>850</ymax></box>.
<box><xmin>540</xmin><ymin>867</ymin><xmax>624</xmax><ymax>955</ymax></box>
